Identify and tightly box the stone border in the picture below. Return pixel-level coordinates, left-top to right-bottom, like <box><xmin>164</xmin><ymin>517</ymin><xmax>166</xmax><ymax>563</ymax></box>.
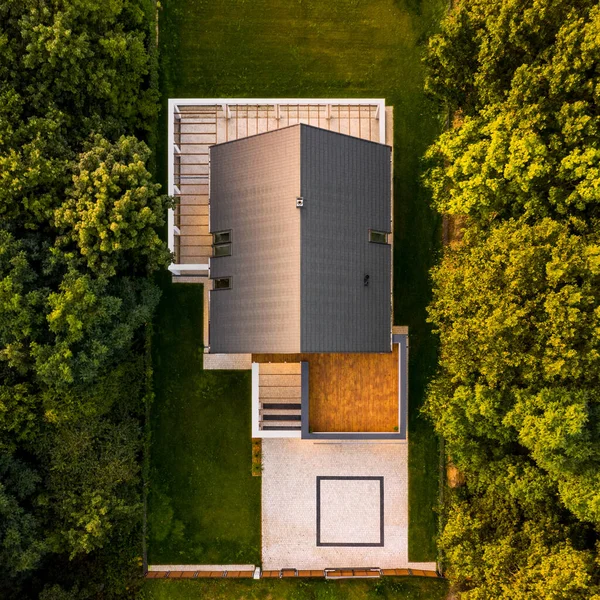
<box><xmin>316</xmin><ymin>476</ymin><xmax>384</xmax><ymax>547</ymax></box>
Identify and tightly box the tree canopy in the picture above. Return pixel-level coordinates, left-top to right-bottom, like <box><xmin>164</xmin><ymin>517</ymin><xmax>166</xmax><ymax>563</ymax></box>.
<box><xmin>424</xmin><ymin>0</ymin><xmax>600</xmax><ymax>597</ymax></box>
<box><xmin>0</xmin><ymin>0</ymin><xmax>168</xmax><ymax>598</ymax></box>
<box><xmin>426</xmin><ymin>0</ymin><xmax>600</xmax><ymax>225</ymax></box>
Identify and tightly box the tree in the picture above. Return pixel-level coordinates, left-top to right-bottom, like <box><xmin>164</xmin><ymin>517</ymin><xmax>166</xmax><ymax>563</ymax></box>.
<box><xmin>425</xmin><ymin>1</ymin><xmax>600</xmax><ymax>225</ymax></box>
<box><xmin>0</xmin><ymin>455</ymin><xmax>46</xmax><ymax>573</ymax></box>
<box><xmin>427</xmin><ymin>218</ymin><xmax>600</xmax><ymax>522</ymax></box>
<box><xmin>0</xmin><ymin>1</ymin><xmax>160</xmax><ymax>597</ymax></box>
<box><xmin>425</xmin><ymin>0</ymin><xmax>597</xmax><ymax>115</ymax></box>
<box><xmin>440</xmin><ymin>484</ymin><xmax>599</xmax><ymax>599</ymax></box>
<box><xmin>31</xmin><ymin>273</ymin><xmax>160</xmax><ymax>386</ymax></box>
<box><xmin>55</xmin><ymin>136</ymin><xmax>172</xmax><ymax>278</ymax></box>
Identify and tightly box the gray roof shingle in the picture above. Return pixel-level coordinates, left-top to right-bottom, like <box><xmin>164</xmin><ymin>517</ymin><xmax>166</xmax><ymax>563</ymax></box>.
<box><xmin>209</xmin><ymin>124</ymin><xmax>391</xmax><ymax>354</ymax></box>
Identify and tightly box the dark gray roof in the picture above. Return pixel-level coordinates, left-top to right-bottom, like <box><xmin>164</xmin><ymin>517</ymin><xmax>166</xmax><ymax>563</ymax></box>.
<box><xmin>209</xmin><ymin>124</ymin><xmax>391</xmax><ymax>354</ymax></box>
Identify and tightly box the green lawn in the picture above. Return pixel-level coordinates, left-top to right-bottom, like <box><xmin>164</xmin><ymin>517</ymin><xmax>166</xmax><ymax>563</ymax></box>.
<box><xmin>142</xmin><ymin>577</ymin><xmax>449</xmax><ymax>600</ymax></box>
<box><xmin>151</xmin><ymin>0</ymin><xmax>446</xmax><ymax>565</ymax></box>
<box><xmin>148</xmin><ymin>281</ymin><xmax>261</xmax><ymax>564</ymax></box>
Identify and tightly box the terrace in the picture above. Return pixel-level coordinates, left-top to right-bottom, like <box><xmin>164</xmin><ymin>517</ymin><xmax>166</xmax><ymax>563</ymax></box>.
<box><xmin>251</xmin><ymin>327</ymin><xmax>408</xmax><ymax>440</ymax></box>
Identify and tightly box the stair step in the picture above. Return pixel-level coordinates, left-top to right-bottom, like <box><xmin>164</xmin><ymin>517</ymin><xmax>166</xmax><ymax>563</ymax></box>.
<box><xmin>261</xmin><ymin>425</ymin><xmax>302</xmax><ymax>431</ymax></box>
<box><xmin>260</xmin><ymin>409</ymin><xmax>301</xmax><ymax>417</ymax></box>
<box><xmin>261</xmin><ymin>419</ymin><xmax>303</xmax><ymax>428</ymax></box>
<box><xmin>259</xmin><ymin>387</ymin><xmax>301</xmax><ymax>399</ymax></box>
<box><xmin>262</xmin><ymin>403</ymin><xmax>302</xmax><ymax>410</ymax></box>
<box><xmin>259</xmin><ymin>374</ymin><xmax>301</xmax><ymax>387</ymax></box>
<box><xmin>259</xmin><ymin>363</ymin><xmax>302</xmax><ymax>375</ymax></box>
<box><xmin>262</xmin><ymin>414</ymin><xmax>301</xmax><ymax>421</ymax></box>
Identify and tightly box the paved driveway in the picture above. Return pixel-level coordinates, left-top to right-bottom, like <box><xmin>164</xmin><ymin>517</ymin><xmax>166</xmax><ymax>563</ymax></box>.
<box><xmin>262</xmin><ymin>438</ymin><xmax>433</xmax><ymax>570</ymax></box>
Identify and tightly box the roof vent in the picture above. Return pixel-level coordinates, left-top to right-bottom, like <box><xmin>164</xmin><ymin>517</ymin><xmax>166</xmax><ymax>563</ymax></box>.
<box><xmin>296</xmin><ymin>196</ymin><xmax>304</xmax><ymax>208</ymax></box>
<box><xmin>364</xmin><ymin>274</ymin><xmax>370</xmax><ymax>287</ymax></box>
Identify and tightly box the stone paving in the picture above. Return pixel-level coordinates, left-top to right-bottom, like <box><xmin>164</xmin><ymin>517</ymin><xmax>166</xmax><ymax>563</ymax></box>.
<box><xmin>262</xmin><ymin>438</ymin><xmax>419</xmax><ymax>570</ymax></box>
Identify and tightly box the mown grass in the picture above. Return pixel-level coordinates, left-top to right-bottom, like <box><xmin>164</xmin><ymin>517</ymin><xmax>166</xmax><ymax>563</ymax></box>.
<box><xmin>142</xmin><ymin>577</ymin><xmax>449</xmax><ymax>600</ymax></box>
<box><xmin>150</xmin><ymin>0</ymin><xmax>446</xmax><ymax>566</ymax></box>
<box><xmin>147</xmin><ymin>281</ymin><xmax>260</xmax><ymax>564</ymax></box>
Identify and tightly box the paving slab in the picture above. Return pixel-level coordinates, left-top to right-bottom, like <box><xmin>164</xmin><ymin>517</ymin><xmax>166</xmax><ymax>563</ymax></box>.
<box><xmin>262</xmin><ymin>438</ymin><xmax>409</xmax><ymax>569</ymax></box>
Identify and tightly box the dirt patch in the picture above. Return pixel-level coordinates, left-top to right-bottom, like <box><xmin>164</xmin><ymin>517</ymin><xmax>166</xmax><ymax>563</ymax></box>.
<box><xmin>447</xmin><ymin>461</ymin><xmax>465</xmax><ymax>488</ymax></box>
<box><xmin>442</xmin><ymin>214</ymin><xmax>467</xmax><ymax>248</ymax></box>
<box><xmin>252</xmin><ymin>438</ymin><xmax>262</xmax><ymax>476</ymax></box>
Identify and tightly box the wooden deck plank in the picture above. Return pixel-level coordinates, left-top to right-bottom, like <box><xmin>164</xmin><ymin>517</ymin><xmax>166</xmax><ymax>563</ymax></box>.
<box><xmin>178</xmin><ymin>245</ymin><xmax>212</xmax><ymax>258</ymax></box>
<box><xmin>178</xmin><ymin>193</ymin><xmax>209</xmax><ymax>205</ymax></box>
<box><xmin>179</xmin><ymin>214</ymin><xmax>209</xmax><ymax>227</ymax></box>
<box><xmin>177</xmin><ymin>204</ymin><xmax>209</xmax><ymax>216</ymax></box>
<box><xmin>258</xmin><ymin>386</ymin><xmax>302</xmax><ymax>399</ymax></box>
<box><xmin>178</xmin><ymin>234</ymin><xmax>213</xmax><ymax>246</ymax></box>
<box><xmin>258</xmin><ymin>374</ymin><xmax>301</xmax><ymax>387</ymax></box>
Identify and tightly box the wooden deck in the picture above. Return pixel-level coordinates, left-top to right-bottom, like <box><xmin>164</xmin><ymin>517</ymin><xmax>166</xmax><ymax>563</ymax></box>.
<box><xmin>252</xmin><ymin>349</ymin><xmax>398</xmax><ymax>433</ymax></box>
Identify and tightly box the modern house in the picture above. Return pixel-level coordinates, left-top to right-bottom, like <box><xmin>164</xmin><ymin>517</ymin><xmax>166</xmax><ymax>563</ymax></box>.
<box><xmin>209</xmin><ymin>123</ymin><xmax>407</xmax><ymax>440</ymax></box>
<box><xmin>209</xmin><ymin>124</ymin><xmax>391</xmax><ymax>355</ymax></box>
<box><xmin>167</xmin><ymin>99</ymin><xmax>407</xmax><ymax>441</ymax></box>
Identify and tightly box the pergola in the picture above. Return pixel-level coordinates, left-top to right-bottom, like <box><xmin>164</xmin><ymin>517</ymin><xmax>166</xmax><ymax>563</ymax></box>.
<box><xmin>167</xmin><ymin>99</ymin><xmax>388</xmax><ymax>279</ymax></box>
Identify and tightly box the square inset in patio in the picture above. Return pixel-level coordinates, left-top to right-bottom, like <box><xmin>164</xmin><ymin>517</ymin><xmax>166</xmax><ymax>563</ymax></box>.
<box><xmin>316</xmin><ymin>476</ymin><xmax>384</xmax><ymax>547</ymax></box>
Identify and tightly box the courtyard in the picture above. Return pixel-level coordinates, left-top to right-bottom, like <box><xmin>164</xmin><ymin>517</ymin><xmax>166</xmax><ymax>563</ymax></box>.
<box><xmin>261</xmin><ymin>438</ymin><xmax>435</xmax><ymax>570</ymax></box>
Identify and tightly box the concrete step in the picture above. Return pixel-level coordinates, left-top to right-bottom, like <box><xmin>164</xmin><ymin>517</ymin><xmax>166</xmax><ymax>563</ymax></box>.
<box><xmin>262</xmin><ymin>414</ymin><xmax>301</xmax><ymax>422</ymax></box>
<box><xmin>260</xmin><ymin>409</ymin><xmax>301</xmax><ymax>417</ymax></box>
<box><xmin>261</xmin><ymin>403</ymin><xmax>302</xmax><ymax>410</ymax></box>
<box><xmin>259</xmin><ymin>363</ymin><xmax>301</xmax><ymax>375</ymax></box>
<box><xmin>259</xmin><ymin>374</ymin><xmax>301</xmax><ymax>387</ymax></box>
<box><xmin>259</xmin><ymin>387</ymin><xmax>301</xmax><ymax>399</ymax></box>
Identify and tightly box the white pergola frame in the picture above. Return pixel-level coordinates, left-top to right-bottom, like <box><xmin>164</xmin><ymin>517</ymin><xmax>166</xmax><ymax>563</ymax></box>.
<box><xmin>167</xmin><ymin>98</ymin><xmax>387</xmax><ymax>276</ymax></box>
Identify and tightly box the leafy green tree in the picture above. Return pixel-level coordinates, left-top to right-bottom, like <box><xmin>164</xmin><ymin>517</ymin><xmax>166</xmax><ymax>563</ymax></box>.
<box><xmin>425</xmin><ymin>0</ymin><xmax>597</xmax><ymax>115</ymax></box>
<box><xmin>31</xmin><ymin>273</ymin><xmax>160</xmax><ymax>386</ymax></box>
<box><xmin>507</xmin><ymin>387</ymin><xmax>600</xmax><ymax>524</ymax></box>
<box><xmin>0</xmin><ymin>230</ymin><xmax>45</xmax><ymax>376</ymax></box>
<box><xmin>425</xmin><ymin>1</ymin><xmax>600</xmax><ymax>224</ymax></box>
<box><xmin>0</xmin><ymin>455</ymin><xmax>46</xmax><ymax>573</ymax></box>
<box><xmin>0</xmin><ymin>0</ymin><xmax>156</xmax><ymax>138</ymax></box>
<box><xmin>428</xmin><ymin>218</ymin><xmax>600</xmax><ymax>521</ymax></box>
<box><xmin>440</xmin><ymin>485</ymin><xmax>599</xmax><ymax>600</ymax></box>
<box><xmin>429</xmin><ymin>219</ymin><xmax>600</xmax><ymax>392</ymax></box>
<box><xmin>55</xmin><ymin>136</ymin><xmax>172</xmax><ymax>278</ymax></box>
<box><xmin>0</xmin><ymin>1</ymin><xmax>161</xmax><ymax>597</ymax></box>
<box><xmin>425</xmin><ymin>216</ymin><xmax>600</xmax><ymax>594</ymax></box>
